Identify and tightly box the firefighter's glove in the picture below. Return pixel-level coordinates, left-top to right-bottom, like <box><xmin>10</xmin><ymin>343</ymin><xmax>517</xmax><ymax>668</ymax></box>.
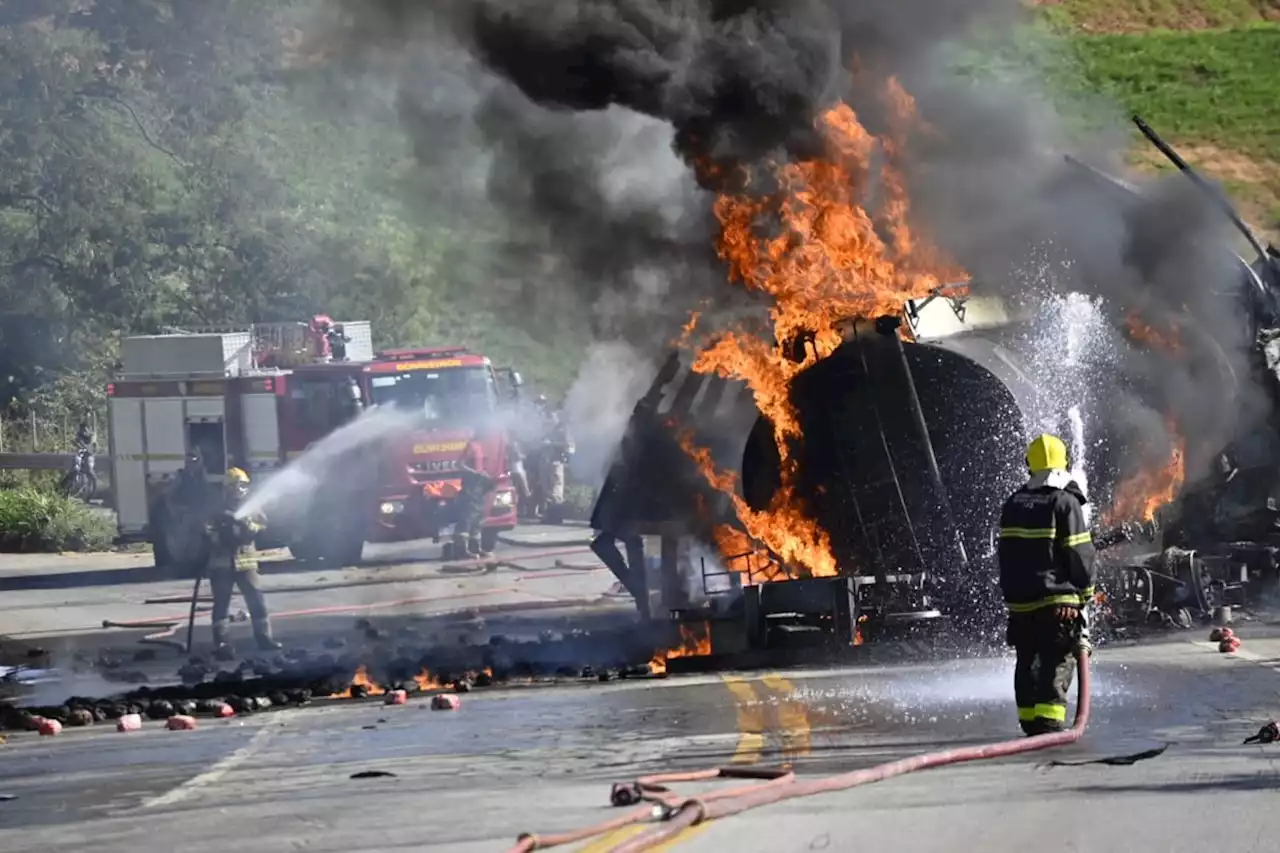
<box><xmin>1243</xmin><ymin>721</ymin><xmax>1280</xmax><ymax>745</ymax></box>
<box><xmin>1053</xmin><ymin>605</ymin><xmax>1080</xmax><ymax>624</ymax></box>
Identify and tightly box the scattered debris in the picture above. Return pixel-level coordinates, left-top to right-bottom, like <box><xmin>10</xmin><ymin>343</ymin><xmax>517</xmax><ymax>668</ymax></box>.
<box><xmin>36</xmin><ymin>717</ymin><xmax>61</xmax><ymax>736</ymax></box>
<box><xmin>430</xmin><ymin>694</ymin><xmax>460</xmax><ymax>711</ymax></box>
<box><xmin>1045</xmin><ymin>744</ymin><xmax>1169</xmax><ymax>767</ymax></box>
<box><xmin>63</xmin><ymin>708</ymin><xmax>92</xmax><ymax>727</ymax></box>
<box><xmin>1218</xmin><ymin>636</ymin><xmax>1242</xmax><ymax>653</ymax></box>
<box><xmin>1209</xmin><ymin>627</ymin><xmax>1235</xmax><ymax>643</ymax></box>
<box><xmin>0</xmin><ymin>794</ymin><xmax>16</xmax><ymax>801</ymax></box>
<box><xmin>116</xmin><ymin>713</ymin><xmax>142</xmax><ymax>732</ymax></box>
<box><xmin>383</xmin><ymin>690</ymin><xmax>407</xmax><ymax>706</ymax></box>
<box><xmin>146</xmin><ymin>700</ymin><xmax>175</xmax><ymax>720</ymax></box>
<box><xmin>1243</xmin><ymin>722</ymin><xmax>1279</xmax><ymax>745</ymax></box>
<box><xmin>166</xmin><ymin>715</ymin><xmax>198</xmax><ymax>731</ymax></box>
<box><xmin>350</xmin><ymin>770</ymin><xmax>397</xmax><ymax>779</ymax></box>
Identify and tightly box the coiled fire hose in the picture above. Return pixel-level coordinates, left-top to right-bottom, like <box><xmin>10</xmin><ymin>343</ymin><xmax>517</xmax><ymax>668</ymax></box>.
<box><xmin>509</xmin><ymin>648</ymin><xmax>1091</xmax><ymax>853</ymax></box>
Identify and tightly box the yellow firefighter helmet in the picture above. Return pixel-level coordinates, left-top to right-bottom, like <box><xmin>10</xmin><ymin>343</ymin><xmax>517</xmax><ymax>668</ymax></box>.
<box><xmin>1026</xmin><ymin>434</ymin><xmax>1068</xmax><ymax>474</ymax></box>
<box><xmin>225</xmin><ymin>467</ymin><xmax>251</xmax><ymax>485</ymax></box>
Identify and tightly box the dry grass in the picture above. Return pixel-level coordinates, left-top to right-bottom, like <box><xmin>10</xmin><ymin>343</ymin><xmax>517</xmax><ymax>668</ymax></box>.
<box><xmin>1033</xmin><ymin>0</ymin><xmax>1279</xmax><ymax>32</ymax></box>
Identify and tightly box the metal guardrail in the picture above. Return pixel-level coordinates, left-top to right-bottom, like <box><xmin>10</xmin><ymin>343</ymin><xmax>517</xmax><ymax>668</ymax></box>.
<box><xmin>0</xmin><ymin>453</ymin><xmax>110</xmax><ymax>471</ymax></box>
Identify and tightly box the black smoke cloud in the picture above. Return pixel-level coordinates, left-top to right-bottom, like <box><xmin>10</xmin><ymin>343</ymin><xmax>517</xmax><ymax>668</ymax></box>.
<box><xmin>329</xmin><ymin>0</ymin><xmax>1264</xmax><ymax>492</ymax></box>
<box><xmin>344</xmin><ymin>0</ymin><xmax>1017</xmax><ymax>176</ymax></box>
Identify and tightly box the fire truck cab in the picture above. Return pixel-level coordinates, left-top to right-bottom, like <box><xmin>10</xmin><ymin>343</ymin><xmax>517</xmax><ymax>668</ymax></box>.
<box><xmin>356</xmin><ymin>347</ymin><xmax>520</xmax><ymax>556</ymax></box>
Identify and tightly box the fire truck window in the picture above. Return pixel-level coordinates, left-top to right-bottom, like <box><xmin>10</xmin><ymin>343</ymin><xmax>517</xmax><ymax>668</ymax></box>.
<box><xmin>187</xmin><ymin>422</ymin><xmax>225</xmax><ymax>474</ymax></box>
<box><xmin>292</xmin><ymin>379</ymin><xmax>335</xmax><ymax>433</ymax></box>
<box><xmin>368</xmin><ymin>367</ymin><xmax>495</xmax><ymax>424</ymax></box>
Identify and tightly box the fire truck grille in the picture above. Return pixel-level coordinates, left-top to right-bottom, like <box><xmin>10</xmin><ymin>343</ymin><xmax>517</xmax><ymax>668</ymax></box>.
<box><xmin>411</xmin><ymin>459</ymin><xmax>459</xmax><ymax>475</ymax></box>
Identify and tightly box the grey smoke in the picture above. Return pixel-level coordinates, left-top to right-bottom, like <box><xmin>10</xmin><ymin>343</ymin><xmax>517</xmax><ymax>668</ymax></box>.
<box><xmin>321</xmin><ymin>0</ymin><xmax>1260</xmax><ymax>494</ymax></box>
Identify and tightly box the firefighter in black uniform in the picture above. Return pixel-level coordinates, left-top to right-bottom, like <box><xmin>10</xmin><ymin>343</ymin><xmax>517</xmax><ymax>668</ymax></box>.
<box><xmin>997</xmin><ymin>434</ymin><xmax>1096</xmax><ymax>736</ymax></box>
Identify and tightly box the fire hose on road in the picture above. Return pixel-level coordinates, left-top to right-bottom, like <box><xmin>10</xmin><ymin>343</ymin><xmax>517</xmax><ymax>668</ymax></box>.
<box><xmin>509</xmin><ymin>648</ymin><xmax>1092</xmax><ymax>853</ymax></box>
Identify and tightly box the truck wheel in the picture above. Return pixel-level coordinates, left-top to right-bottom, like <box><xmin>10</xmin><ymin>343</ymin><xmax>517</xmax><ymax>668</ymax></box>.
<box><xmin>480</xmin><ymin>528</ymin><xmax>500</xmax><ymax>555</ymax></box>
<box><xmin>331</xmin><ymin>536</ymin><xmax>364</xmax><ymax>568</ymax></box>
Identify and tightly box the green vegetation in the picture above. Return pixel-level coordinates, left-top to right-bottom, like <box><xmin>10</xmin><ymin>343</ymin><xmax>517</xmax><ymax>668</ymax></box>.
<box><xmin>0</xmin><ymin>0</ymin><xmax>589</xmax><ymax>435</ymax></box>
<box><xmin>0</xmin><ymin>487</ymin><xmax>116</xmax><ymax>553</ymax></box>
<box><xmin>970</xmin><ymin>9</ymin><xmax>1280</xmax><ymax>234</ymax></box>
<box><xmin>1040</xmin><ymin>0</ymin><xmax>1277</xmax><ymax>33</ymax></box>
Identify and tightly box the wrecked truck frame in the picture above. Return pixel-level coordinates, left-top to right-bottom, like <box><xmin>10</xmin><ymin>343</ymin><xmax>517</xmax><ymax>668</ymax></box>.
<box><xmin>588</xmin><ymin>297</ymin><xmax>1053</xmax><ymax>663</ymax></box>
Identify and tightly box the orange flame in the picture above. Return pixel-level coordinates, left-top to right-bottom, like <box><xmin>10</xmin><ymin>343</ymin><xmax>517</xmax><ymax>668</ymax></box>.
<box><xmin>649</xmin><ymin>621</ymin><xmax>713</xmax><ymax>674</ymax></box>
<box><xmin>333</xmin><ymin>664</ymin><xmax>384</xmax><ymax>699</ymax></box>
<box><xmin>1125</xmin><ymin>314</ymin><xmax>1182</xmax><ymax>354</ymax></box>
<box><xmin>414</xmin><ymin>667</ymin><xmax>493</xmax><ymax>690</ymax></box>
<box><xmin>414</xmin><ymin>669</ymin><xmax>445</xmax><ymax>691</ymax></box>
<box><xmin>1107</xmin><ymin>417</ymin><xmax>1186</xmax><ymax>523</ymax></box>
<box><xmin>685</xmin><ymin>77</ymin><xmax>964</xmax><ymax>579</ymax></box>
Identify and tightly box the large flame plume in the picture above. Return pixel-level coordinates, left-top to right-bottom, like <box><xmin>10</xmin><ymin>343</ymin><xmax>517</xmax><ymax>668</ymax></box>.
<box><xmin>682</xmin><ymin>78</ymin><xmax>964</xmax><ymax>581</ymax></box>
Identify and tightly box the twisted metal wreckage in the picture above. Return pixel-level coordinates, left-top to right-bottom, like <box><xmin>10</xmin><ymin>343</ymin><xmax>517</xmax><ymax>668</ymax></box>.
<box><xmin>590</xmin><ymin>115</ymin><xmax>1280</xmax><ymax>659</ymax></box>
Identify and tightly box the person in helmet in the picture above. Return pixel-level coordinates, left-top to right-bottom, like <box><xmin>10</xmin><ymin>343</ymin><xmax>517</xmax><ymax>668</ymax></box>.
<box><xmin>454</xmin><ymin>437</ymin><xmax>494</xmax><ymax>559</ymax></box>
<box><xmin>205</xmin><ymin>467</ymin><xmax>280</xmax><ymax>658</ymax></box>
<box><xmin>170</xmin><ymin>449</ymin><xmax>210</xmax><ymax>509</ymax></box>
<box><xmin>997</xmin><ymin>434</ymin><xmax>1096</xmax><ymax>736</ymax></box>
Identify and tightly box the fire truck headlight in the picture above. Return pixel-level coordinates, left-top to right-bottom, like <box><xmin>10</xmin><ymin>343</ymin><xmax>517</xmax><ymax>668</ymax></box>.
<box><xmin>492</xmin><ymin>490</ymin><xmax>515</xmax><ymax>508</ymax></box>
<box><xmin>379</xmin><ymin>501</ymin><xmax>405</xmax><ymax>515</ymax></box>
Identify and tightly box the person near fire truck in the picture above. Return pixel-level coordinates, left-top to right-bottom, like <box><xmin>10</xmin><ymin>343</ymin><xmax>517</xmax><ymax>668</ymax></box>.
<box><xmin>205</xmin><ymin>467</ymin><xmax>281</xmax><ymax>657</ymax></box>
<box><xmin>539</xmin><ymin>407</ymin><xmax>574</xmax><ymax>522</ymax></box>
<box><xmin>170</xmin><ymin>449</ymin><xmax>210</xmax><ymax>508</ymax></box>
<box><xmin>997</xmin><ymin>433</ymin><xmax>1096</xmax><ymax>736</ymax></box>
<box><xmin>455</xmin><ymin>435</ymin><xmax>495</xmax><ymax>559</ymax></box>
<box><xmin>507</xmin><ymin>435</ymin><xmax>533</xmax><ymax>519</ymax></box>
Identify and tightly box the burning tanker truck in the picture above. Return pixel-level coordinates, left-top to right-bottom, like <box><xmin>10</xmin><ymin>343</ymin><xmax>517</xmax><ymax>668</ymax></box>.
<box><xmin>592</xmin><ymin>114</ymin><xmax>1280</xmax><ymax>663</ymax></box>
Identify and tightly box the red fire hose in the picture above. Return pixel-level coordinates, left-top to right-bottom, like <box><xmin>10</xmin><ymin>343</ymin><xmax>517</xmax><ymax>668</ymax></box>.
<box><xmin>509</xmin><ymin>649</ymin><xmax>1091</xmax><ymax>853</ymax></box>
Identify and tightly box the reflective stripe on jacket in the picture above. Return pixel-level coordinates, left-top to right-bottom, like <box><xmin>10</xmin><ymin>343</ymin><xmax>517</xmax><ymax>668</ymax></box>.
<box><xmin>998</xmin><ymin>478</ymin><xmax>1096</xmax><ymax>612</ymax></box>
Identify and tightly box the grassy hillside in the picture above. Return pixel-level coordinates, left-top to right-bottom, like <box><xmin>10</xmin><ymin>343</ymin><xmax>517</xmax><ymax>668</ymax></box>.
<box><xmin>1037</xmin><ymin>0</ymin><xmax>1280</xmax><ymax>238</ymax></box>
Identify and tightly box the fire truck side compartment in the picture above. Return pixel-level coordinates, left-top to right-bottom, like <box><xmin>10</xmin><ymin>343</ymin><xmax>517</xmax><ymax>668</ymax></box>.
<box><xmin>108</xmin><ymin>397</ymin><xmax>148</xmax><ymax>535</ymax></box>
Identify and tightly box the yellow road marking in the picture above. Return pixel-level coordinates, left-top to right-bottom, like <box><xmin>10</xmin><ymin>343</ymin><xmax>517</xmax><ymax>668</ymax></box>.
<box><xmin>761</xmin><ymin>675</ymin><xmax>812</xmax><ymax>760</ymax></box>
<box><xmin>573</xmin><ymin>821</ymin><xmax>713</xmax><ymax>853</ymax></box>
<box><xmin>575</xmin><ymin>824</ymin><xmax>647</xmax><ymax>852</ymax></box>
<box><xmin>722</xmin><ymin>676</ymin><xmax>766</xmax><ymax>764</ymax></box>
<box><xmin>648</xmin><ymin>822</ymin><xmax>713</xmax><ymax>850</ymax></box>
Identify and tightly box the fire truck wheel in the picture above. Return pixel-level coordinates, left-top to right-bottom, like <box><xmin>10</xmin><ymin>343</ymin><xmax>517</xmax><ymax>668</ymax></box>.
<box><xmin>328</xmin><ymin>536</ymin><xmax>364</xmax><ymax>568</ymax></box>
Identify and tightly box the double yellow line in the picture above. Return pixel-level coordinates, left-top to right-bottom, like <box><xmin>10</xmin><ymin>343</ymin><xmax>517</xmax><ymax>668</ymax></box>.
<box><xmin>576</xmin><ymin>675</ymin><xmax>812</xmax><ymax>851</ymax></box>
<box><xmin>723</xmin><ymin>673</ymin><xmax>812</xmax><ymax>764</ymax></box>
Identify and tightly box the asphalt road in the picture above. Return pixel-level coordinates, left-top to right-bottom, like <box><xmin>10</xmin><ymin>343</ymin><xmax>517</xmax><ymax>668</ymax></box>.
<box><xmin>0</xmin><ymin>523</ymin><xmax>611</xmax><ymax>646</ymax></box>
<box><xmin>4</xmin><ymin>634</ymin><xmax>1279</xmax><ymax>852</ymax></box>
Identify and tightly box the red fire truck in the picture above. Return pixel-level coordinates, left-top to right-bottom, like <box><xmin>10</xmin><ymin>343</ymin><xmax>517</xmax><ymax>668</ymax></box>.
<box><xmin>107</xmin><ymin>320</ymin><xmax>521</xmax><ymax>567</ymax></box>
